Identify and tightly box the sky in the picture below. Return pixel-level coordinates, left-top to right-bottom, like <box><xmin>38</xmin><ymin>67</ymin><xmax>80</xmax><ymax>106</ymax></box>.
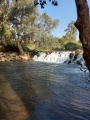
<box><xmin>38</xmin><ymin>0</ymin><xmax>90</xmax><ymax>39</ymax></box>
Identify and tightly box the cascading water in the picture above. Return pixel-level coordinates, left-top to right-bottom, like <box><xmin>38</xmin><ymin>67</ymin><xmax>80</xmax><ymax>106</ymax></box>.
<box><xmin>33</xmin><ymin>51</ymin><xmax>86</xmax><ymax>69</ymax></box>
<box><xmin>33</xmin><ymin>51</ymin><xmax>89</xmax><ymax>79</ymax></box>
<box><xmin>33</xmin><ymin>51</ymin><xmax>71</xmax><ymax>63</ymax></box>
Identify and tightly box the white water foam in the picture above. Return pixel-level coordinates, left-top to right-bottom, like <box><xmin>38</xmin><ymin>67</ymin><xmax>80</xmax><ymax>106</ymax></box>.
<box><xmin>33</xmin><ymin>51</ymin><xmax>71</xmax><ymax>63</ymax></box>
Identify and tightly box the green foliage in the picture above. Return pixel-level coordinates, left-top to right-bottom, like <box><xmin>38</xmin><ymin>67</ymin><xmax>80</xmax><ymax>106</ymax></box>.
<box><xmin>37</xmin><ymin>12</ymin><xmax>59</xmax><ymax>35</ymax></box>
<box><xmin>35</xmin><ymin>32</ymin><xmax>60</xmax><ymax>52</ymax></box>
<box><xmin>0</xmin><ymin>1</ymin><xmax>81</xmax><ymax>53</ymax></box>
<box><xmin>0</xmin><ymin>21</ymin><xmax>14</xmax><ymax>46</ymax></box>
<box><xmin>0</xmin><ymin>0</ymin><xmax>14</xmax><ymax>47</ymax></box>
<box><xmin>65</xmin><ymin>42</ymin><xmax>82</xmax><ymax>50</ymax></box>
<box><xmin>59</xmin><ymin>32</ymin><xmax>76</xmax><ymax>44</ymax></box>
<box><xmin>22</xmin><ymin>42</ymin><xmax>35</xmax><ymax>52</ymax></box>
<box><xmin>0</xmin><ymin>0</ymin><xmax>60</xmax><ymax>53</ymax></box>
<box><xmin>9</xmin><ymin>0</ymin><xmax>39</xmax><ymax>42</ymax></box>
<box><xmin>58</xmin><ymin>32</ymin><xmax>76</xmax><ymax>50</ymax></box>
<box><xmin>58</xmin><ymin>21</ymin><xmax>80</xmax><ymax>51</ymax></box>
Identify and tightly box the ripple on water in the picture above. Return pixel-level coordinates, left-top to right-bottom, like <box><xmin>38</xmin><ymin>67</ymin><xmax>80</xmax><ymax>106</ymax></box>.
<box><xmin>0</xmin><ymin>61</ymin><xmax>90</xmax><ymax>120</ymax></box>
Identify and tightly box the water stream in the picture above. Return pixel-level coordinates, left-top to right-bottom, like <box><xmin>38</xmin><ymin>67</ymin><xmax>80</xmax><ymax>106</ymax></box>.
<box><xmin>0</xmin><ymin>61</ymin><xmax>90</xmax><ymax>120</ymax></box>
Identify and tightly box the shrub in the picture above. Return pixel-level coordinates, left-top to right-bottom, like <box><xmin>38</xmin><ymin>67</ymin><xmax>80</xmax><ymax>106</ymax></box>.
<box><xmin>65</xmin><ymin>42</ymin><xmax>82</xmax><ymax>50</ymax></box>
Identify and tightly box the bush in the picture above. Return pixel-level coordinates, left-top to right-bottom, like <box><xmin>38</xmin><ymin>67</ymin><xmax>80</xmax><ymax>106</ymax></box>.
<box><xmin>65</xmin><ymin>42</ymin><xmax>82</xmax><ymax>50</ymax></box>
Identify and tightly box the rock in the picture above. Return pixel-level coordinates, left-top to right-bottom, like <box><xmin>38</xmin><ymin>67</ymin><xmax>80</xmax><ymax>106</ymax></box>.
<box><xmin>75</xmin><ymin>49</ymin><xmax>82</xmax><ymax>56</ymax></box>
<box><xmin>74</xmin><ymin>54</ymin><xmax>85</xmax><ymax>66</ymax></box>
<box><xmin>64</xmin><ymin>50</ymin><xmax>85</xmax><ymax>66</ymax></box>
<box><xmin>15</xmin><ymin>56</ymin><xmax>20</xmax><ymax>60</ymax></box>
<box><xmin>0</xmin><ymin>58</ymin><xmax>5</xmax><ymax>62</ymax></box>
<box><xmin>69</xmin><ymin>52</ymin><xmax>74</xmax><ymax>59</ymax></box>
<box><xmin>19</xmin><ymin>54</ymin><xmax>30</xmax><ymax>61</ymax></box>
<box><xmin>0</xmin><ymin>52</ymin><xmax>31</xmax><ymax>62</ymax></box>
<box><xmin>64</xmin><ymin>52</ymin><xmax>74</xmax><ymax>63</ymax></box>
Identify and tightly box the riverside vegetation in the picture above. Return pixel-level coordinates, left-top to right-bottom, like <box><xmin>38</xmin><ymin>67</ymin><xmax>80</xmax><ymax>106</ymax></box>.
<box><xmin>0</xmin><ymin>0</ymin><xmax>82</xmax><ymax>62</ymax></box>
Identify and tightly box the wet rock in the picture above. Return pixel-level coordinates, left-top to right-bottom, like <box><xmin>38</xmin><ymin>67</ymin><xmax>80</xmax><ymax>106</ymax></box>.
<box><xmin>65</xmin><ymin>50</ymin><xmax>85</xmax><ymax>66</ymax></box>
<box><xmin>69</xmin><ymin>53</ymin><xmax>74</xmax><ymax>59</ymax></box>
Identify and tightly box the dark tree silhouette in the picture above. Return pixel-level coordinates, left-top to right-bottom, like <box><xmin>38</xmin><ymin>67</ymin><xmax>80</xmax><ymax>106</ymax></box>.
<box><xmin>34</xmin><ymin>0</ymin><xmax>58</xmax><ymax>8</ymax></box>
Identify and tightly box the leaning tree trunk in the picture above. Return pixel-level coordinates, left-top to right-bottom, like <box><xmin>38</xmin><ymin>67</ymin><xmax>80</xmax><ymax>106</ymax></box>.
<box><xmin>17</xmin><ymin>41</ymin><xmax>24</xmax><ymax>55</ymax></box>
<box><xmin>75</xmin><ymin>0</ymin><xmax>90</xmax><ymax>72</ymax></box>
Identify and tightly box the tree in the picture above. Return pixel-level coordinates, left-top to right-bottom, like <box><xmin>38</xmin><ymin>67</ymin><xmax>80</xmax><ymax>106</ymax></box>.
<box><xmin>65</xmin><ymin>20</ymin><xmax>77</xmax><ymax>36</ymax></box>
<box><xmin>9</xmin><ymin>0</ymin><xmax>39</xmax><ymax>54</ymax></box>
<box><xmin>58</xmin><ymin>21</ymin><xmax>78</xmax><ymax>50</ymax></box>
<box><xmin>37</xmin><ymin>12</ymin><xmax>59</xmax><ymax>35</ymax></box>
<box><xmin>0</xmin><ymin>0</ymin><xmax>11</xmax><ymax>46</ymax></box>
<box><xmin>60</xmin><ymin>32</ymin><xmax>76</xmax><ymax>43</ymax></box>
<box><xmin>35</xmin><ymin>12</ymin><xmax>59</xmax><ymax>50</ymax></box>
<box><xmin>74</xmin><ymin>0</ymin><xmax>90</xmax><ymax>72</ymax></box>
<box><xmin>59</xmin><ymin>27</ymin><xmax>77</xmax><ymax>50</ymax></box>
<box><xmin>59</xmin><ymin>32</ymin><xmax>82</xmax><ymax>51</ymax></box>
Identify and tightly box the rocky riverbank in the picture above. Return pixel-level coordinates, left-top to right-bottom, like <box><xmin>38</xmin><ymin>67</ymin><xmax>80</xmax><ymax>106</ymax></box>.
<box><xmin>0</xmin><ymin>52</ymin><xmax>31</xmax><ymax>62</ymax></box>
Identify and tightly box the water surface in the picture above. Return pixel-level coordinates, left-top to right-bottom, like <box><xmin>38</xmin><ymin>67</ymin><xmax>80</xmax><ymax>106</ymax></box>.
<box><xmin>0</xmin><ymin>61</ymin><xmax>90</xmax><ymax>120</ymax></box>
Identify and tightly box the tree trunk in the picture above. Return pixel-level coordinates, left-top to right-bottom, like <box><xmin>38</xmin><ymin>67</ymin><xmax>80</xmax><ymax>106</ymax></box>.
<box><xmin>16</xmin><ymin>40</ymin><xmax>24</xmax><ymax>55</ymax></box>
<box><xmin>75</xmin><ymin>0</ymin><xmax>90</xmax><ymax>72</ymax></box>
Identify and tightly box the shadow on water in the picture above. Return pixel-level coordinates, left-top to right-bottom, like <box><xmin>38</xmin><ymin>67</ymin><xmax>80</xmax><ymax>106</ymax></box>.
<box><xmin>0</xmin><ymin>61</ymin><xmax>37</xmax><ymax>120</ymax></box>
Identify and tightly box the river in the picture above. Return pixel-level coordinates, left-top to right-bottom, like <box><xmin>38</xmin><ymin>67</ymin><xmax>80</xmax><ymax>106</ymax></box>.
<box><xmin>0</xmin><ymin>61</ymin><xmax>90</xmax><ymax>120</ymax></box>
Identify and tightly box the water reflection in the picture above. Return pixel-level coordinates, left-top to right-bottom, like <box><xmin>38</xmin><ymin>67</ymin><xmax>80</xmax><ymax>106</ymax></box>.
<box><xmin>0</xmin><ymin>75</ymin><xmax>28</xmax><ymax>120</ymax></box>
<box><xmin>0</xmin><ymin>62</ymin><xmax>36</xmax><ymax>120</ymax></box>
<box><xmin>0</xmin><ymin>61</ymin><xmax>90</xmax><ymax>120</ymax></box>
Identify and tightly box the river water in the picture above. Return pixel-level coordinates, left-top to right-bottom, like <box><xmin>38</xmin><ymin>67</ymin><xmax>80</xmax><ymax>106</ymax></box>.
<box><xmin>0</xmin><ymin>61</ymin><xmax>90</xmax><ymax>120</ymax></box>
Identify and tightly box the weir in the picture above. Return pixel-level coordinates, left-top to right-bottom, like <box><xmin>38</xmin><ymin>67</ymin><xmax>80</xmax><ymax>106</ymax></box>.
<box><xmin>33</xmin><ymin>51</ymin><xmax>85</xmax><ymax>65</ymax></box>
<box><xmin>33</xmin><ymin>51</ymin><xmax>71</xmax><ymax>63</ymax></box>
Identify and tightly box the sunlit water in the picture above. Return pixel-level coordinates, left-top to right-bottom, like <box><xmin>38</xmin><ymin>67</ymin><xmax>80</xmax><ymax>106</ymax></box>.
<box><xmin>0</xmin><ymin>61</ymin><xmax>90</xmax><ymax>120</ymax></box>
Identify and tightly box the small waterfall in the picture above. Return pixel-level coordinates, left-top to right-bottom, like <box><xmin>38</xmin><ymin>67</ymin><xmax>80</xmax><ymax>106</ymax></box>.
<box><xmin>33</xmin><ymin>51</ymin><xmax>71</xmax><ymax>63</ymax></box>
<box><xmin>33</xmin><ymin>51</ymin><xmax>89</xmax><ymax>77</ymax></box>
